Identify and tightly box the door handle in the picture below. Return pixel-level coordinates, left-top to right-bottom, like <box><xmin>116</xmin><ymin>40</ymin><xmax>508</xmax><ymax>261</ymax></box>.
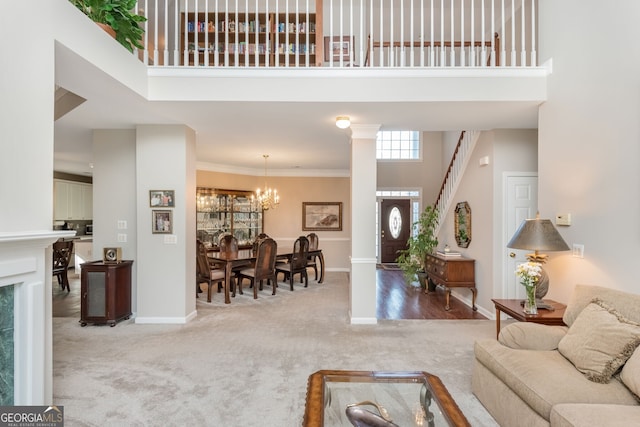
<box><xmin>509</xmin><ymin>252</ymin><xmax>516</xmax><ymax>258</ymax></box>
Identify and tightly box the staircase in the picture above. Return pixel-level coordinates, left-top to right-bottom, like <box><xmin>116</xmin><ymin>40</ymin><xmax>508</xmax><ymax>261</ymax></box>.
<box><xmin>434</xmin><ymin>130</ymin><xmax>480</xmax><ymax>234</ymax></box>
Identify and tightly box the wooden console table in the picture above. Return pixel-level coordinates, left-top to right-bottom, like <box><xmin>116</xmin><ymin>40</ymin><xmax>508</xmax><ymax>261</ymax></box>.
<box><xmin>425</xmin><ymin>253</ymin><xmax>476</xmax><ymax>311</ymax></box>
<box><xmin>492</xmin><ymin>298</ymin><xmax>567</xmax><ymax>339</ymax></box>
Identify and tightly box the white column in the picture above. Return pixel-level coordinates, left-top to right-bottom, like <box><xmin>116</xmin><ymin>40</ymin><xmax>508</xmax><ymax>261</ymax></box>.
<box><xmin>349</xmin><ymin>124</ymin><xmax>380</xmax><ymax>324</ymax></box>
<box><xmin>135</xmin><ymin>125</ymin><xmax>197</xmax><ymax>323</ymax></box>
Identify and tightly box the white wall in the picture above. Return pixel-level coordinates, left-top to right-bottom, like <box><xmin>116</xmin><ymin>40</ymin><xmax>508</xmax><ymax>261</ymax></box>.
<box><xmin>437</xmin><ymin>129</ymin><xmax>537</xmax><ymax>314</ymax></box>
<box><xmin>537</xmin><ymin>0</ymin><xmax>640</xmax><ymax>300</ymax></box>
<box><xmin>135</xmin><ymin>125</ymin><xmax>196</xmax><ymax>323</ymax></box>
<box><xmin>93</xmin><ymin>130</ymin><xmax>138</xmax><ymax>310</ymax></box>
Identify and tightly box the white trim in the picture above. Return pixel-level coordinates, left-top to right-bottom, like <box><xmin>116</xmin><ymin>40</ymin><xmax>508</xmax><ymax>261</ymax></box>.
<box><xmin>350</xmin><ymin>257</ymin><xmax>377</xmax><ymax>264</ymax></box>
<box><xmin>196</xmin><ymin>161</ymin><xmax>350</xmax><ymax>177</ymax></box>
<box><xmin>350</xmin><ymin>316</ymin><xmax>378</xmax><ymax>325</ymax></box>
<box><xmin>135</xmin><ymin>309</ymin><xmax>197</xmax><ymax>324</ymax></box>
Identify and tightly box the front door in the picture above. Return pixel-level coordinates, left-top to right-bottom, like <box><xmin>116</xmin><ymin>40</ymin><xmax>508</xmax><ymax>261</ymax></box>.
<box><xmin>380</xmin><ymin>199</ymin><xmax>411</xmax><ymax>263</ymax></box>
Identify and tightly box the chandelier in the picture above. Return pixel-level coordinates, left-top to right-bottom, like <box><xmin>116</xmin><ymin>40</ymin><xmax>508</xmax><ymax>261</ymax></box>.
<box><xmin>255</xmin><ymin>154</ymin><xmax>280</xmax><ymax>210</ymax></box>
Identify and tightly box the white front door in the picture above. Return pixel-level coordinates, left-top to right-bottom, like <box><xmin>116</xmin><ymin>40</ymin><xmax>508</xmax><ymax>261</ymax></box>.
<box><xmin>504</xmin><ymin>173</ymin><xmax>538</xmax><ymax>299</ymax></box>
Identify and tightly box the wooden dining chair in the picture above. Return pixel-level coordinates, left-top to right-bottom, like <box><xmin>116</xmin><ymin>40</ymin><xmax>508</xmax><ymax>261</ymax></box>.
<box><xmin>236</xmin><ymin>238</ymin><xmax>278</xmax><ymax>298</ymax></box>
<box><xmin>276</xmin><ymin>236</ymin><xmax>310</xmax><ymax>290</ymax></box>
<box><xmin>306</xmin><ymin>233</ymin><xmax>319</xmax><ymax>281</ymax></box>
<box><xmin>52</xmin><ymin>238</ymin><xmax>74</xmax><ymax>292</ymax></box>
<box><xmin>196</xmin><ymin>239</ymin><xmax>226</xmax><ymax>302</ymax></box>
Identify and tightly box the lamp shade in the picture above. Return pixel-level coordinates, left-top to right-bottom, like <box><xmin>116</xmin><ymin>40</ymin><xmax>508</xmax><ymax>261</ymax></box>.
<box><xmin>507</xmin><ymin>218</ymin><xmax>570</xmax><ymax>252</ymax></box>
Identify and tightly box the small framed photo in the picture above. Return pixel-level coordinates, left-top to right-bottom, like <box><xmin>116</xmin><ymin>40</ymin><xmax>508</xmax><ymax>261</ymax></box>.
<box><xmin>324</xmin><ymin>36</ymin><xmax>354</xmax><ymax>62</ymax></box>
<box><xmin>303</xmin><ymin>202</ymin><xmax>343</xmax><ymax>231</ymax></box>
<box><xmin>149</xmin><ymin>190</ymin><xmax>175</xmax><ymax>207</ymax></box>
<box><xmin>152</xmin><ymin>210</ymin><xmax>173</xmax><ymax>234</ymax></box>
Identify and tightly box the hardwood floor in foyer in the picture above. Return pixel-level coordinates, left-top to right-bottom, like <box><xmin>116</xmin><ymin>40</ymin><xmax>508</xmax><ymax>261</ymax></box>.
<box><xmin>52</xmin><ymin>267</ymin><xmax>487</xmax><ymax>320</ymax></box>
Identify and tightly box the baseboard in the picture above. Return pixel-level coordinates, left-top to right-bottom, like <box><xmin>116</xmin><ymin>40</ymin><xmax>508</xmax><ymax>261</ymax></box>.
<box><xmin>135</xmin><ymin>309</ymin><xmax>197</xmax><ymax>324</ymax></box>
<box><xmin>349</xmin><ymin>316</ymin><xmax>377</xmax><ymax>325</ymax></box>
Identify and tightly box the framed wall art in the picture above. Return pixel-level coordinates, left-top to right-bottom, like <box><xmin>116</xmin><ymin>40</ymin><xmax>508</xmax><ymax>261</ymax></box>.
<box><xmin>152</xmin><ymin>210</ymin><xmax>173</xmax><ymax>234</ymax></box>
<box><xmin>323</xmin><ymin>36</ymin><xmax>354</xmax><ymax>62</ymax></box>
<box><xmin>149</xmin><ymin>190</ymin><xmax>175</xmax><ymax>207</ymax></box>
<box><xmin>455</xmin><ymin>201</ymin><xmax>471</xmax><ymax>248</ymax></box>
<box><xmin>302</xmin><ymin>202</ymin><xmax>342</xmax><ymax>231</ymax></box>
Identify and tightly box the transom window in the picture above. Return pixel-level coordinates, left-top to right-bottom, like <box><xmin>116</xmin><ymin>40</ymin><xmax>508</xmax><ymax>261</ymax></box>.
<box><xmin>376</xmin><ymin>131</ymin><xmax>421</xmax><ymax>160</ymax></box>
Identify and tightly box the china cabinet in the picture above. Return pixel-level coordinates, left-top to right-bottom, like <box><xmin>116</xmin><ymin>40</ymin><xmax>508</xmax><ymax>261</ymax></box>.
<box><xmin>196</xmin><ymin>188</ymin><xmax>263</xmax><ymax>248</ymax></box>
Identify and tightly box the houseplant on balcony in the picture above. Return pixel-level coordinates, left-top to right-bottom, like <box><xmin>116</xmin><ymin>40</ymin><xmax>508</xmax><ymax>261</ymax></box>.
<box><xmin>69</xmin><ymin>0</ymin><xmax>146</xmax><ymax>52</ymax></box>
<box><xmin>396</xmin><ymin>205</ymin><xmax>439</xmax><ymax>289</ymax></box>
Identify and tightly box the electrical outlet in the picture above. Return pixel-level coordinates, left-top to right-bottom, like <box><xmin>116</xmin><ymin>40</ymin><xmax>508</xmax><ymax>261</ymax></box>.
<box><xmin>117</xmin><ymin>220</ymin><xmax>127</xmax><ymax>229</ymax></box>
<box><xmin>572</xmin><ymin>244</ymin><xmax>584</xmax><ymax>258</ymax></box>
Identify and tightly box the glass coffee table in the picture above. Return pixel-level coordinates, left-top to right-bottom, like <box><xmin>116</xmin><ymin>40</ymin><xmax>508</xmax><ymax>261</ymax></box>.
<box><xmin>303</xmin><ymin>370</ymin><xmax>470</xmax><ymax>427</ymax></box>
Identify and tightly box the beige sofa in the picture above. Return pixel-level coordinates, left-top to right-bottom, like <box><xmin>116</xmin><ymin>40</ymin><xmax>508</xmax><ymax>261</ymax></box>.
<box><xmin>472</xmin><ymin>285</ymin><xmax>640</xmax><ymax>427</ymax></box>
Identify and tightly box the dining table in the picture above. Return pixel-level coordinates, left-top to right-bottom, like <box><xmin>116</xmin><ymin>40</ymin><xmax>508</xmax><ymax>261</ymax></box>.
<box><xmin>208</xmin><ymin>247</ymin><xmax>325</xmax><ymax>304</ymax></box>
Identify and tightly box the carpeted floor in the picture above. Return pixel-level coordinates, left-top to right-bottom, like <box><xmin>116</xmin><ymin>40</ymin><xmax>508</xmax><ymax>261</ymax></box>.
<box><xmin>52</xmin><ymin>272</ymin><xmax>498</xmax><ymax>426</ymax></box>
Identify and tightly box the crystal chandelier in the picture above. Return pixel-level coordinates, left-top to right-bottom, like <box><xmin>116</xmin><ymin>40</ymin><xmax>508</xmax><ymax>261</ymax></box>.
<box><xmin>255</xmin><ymin>154</ymin><xmax>280</xmax><ymax>210</ymax></box>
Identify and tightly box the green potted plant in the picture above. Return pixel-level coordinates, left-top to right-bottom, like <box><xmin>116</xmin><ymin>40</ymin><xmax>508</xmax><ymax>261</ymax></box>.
<box><xmin>69</xmin><ymin>0</ymin><xmax>147</xmax><ymax>52</ymax></box>
<box><xmin>396</xmin><ymin>205</ymin><xmax>439</xmax><ymax>289</ymax></box>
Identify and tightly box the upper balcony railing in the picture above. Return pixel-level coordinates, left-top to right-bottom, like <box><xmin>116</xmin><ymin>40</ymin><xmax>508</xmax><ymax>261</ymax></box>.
<box><xmin>134</xmin><ymin>0</ymin><xmax>537</xmax><ymax>68</ymax></box>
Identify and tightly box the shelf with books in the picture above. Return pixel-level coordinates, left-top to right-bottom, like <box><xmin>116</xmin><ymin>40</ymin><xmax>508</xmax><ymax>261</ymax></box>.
<box><xmin>180</xmin><ymin>10</ymin><xmax>321</xmax><ymax>67</ymax></box>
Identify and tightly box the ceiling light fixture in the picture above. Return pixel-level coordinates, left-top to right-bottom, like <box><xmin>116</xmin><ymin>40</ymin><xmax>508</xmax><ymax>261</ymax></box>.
<box><xmin>255</xmin><ymin>154</ymin><xmax>280</xmax><ymax>211</ymax></box>
<box><xmin>335</xmin><ymin>116</ymin><xmax>351</xmax><ymax>129</ymax></box>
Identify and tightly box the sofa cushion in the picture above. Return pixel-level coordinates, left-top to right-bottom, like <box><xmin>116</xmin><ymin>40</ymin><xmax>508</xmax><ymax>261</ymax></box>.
<box><xmin>564</xmin><ymin>284</ymin><xmax>640</xmax><ymax>327</ymax></box>
<box><xmin>621</xmin><ymin>346</ymin><xmax>640</xmax><ymax>399</ymax></box>
<box><xmin>550</xmin><ymin>403</ymin><xmax>640</xmax><ymax>427</ymax></box>
<box><xmin>474</xmin><ymin>339</ymin><xmax>638</xmax><ymax>420</ymax></box>
<box><xmin>499</xmin><ymin>322</ymin><xmax>568</xmax><ymax>350</ymax></box>
<box><xmin>558</xmin><ymin>299</ymin><xmax>640</xmax><ymax>383</ymax></box>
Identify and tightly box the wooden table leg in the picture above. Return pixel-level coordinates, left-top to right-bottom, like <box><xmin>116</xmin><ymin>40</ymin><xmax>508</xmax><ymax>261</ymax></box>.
<box><xmin>444</xmin><ymin>288</ymin><xmax>451</xmax><ymax>311</ymax></box>
<box><xmin>318</xmin><ymin>252</ymin><xmax>325</xmax><ymax>283</ymax></box>
<box><xmin>224</xmin><ymin>262</ymin><xmax>232</xmax><ymax>304</ymax></box>
<box><xmin>495</xmin><ymin>306</ymin><xmax>501</xmax><ymax>339</ymax></box>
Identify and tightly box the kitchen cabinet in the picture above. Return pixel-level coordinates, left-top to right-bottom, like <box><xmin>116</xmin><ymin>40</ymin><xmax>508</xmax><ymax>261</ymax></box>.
<box><xmin>54</xmin><ymin>179</ymin><xmax>93</xmax><ymax>220</ymax></box>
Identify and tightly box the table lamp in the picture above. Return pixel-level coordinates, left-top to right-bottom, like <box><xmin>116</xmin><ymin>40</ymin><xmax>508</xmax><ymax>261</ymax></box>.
<box><xmin>507</xmin><ymin>213</ymin><xmax>570</xmax><ymax>302</ymax></box>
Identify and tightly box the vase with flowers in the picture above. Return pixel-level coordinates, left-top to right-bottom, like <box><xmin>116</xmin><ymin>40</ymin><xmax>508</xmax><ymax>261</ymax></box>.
<box><xmin>515</xmin><ymin>261</ymin><xmax>542</xmax><ymax>314</ymax></box>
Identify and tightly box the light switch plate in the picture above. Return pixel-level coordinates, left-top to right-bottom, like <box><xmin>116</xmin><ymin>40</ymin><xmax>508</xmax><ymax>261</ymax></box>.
<box><xmin>117</xmin><ymin>233</ymin><xmax>127</xmax><ymax>243</ymax></box>
<box><xmin>164</xmin><ymin>235</ymin><xmax>177</xmax><ymax>244</ymax></box>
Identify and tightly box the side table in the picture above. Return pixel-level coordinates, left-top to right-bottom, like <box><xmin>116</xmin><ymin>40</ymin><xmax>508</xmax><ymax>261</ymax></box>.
<box><xmin>491</xmin><ymin>299</ymin><xmax>567</xmax><ymax>339</ymax></box>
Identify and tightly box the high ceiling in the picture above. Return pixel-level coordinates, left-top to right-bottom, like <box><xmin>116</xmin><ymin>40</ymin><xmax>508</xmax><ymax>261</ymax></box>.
<box><xmin>53</xmin><ymin>46</ymin><xmax>541</xmax><ymax>177</ymax></box>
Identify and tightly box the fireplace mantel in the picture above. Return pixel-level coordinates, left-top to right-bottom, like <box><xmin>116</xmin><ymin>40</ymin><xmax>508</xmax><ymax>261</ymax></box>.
<box><xmin>0</xmin><ymin>229</ymin><xmax>74</xmax><ymax>405</ymax></box>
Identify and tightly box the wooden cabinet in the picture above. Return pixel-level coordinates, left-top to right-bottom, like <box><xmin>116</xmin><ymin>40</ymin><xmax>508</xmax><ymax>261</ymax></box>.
<box><xmin>196</xmin><ymin>188</ymin><xmax>263</xmax><ymax>248</ymax></box>
<box><xmin>180</xmin><ymin>9</ymin><xmax>322</xmax><ymax>67</ymax></box>
<box><xmin>80</xmin><ymin>260</ymin><xmax>133</xmax><ymax>327</ymax></box>
<box><xmin>425</xmin><ymin>253</ymin><xmax>477</xmax><ymax>311</ymax></box>
<box><xmin>54</xmin><ymin>179</ymin><xmax>93</xmax><ymax>220</ymax></box>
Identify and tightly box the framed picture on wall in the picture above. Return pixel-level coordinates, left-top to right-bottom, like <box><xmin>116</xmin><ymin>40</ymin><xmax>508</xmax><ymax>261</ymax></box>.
<box><xmin>152</xmin><ymin>210</ymin><xmax>173</xmax><ymax>234</ymax></box>
<box><xmin>302</xmin><ymin>202</ymin><xmax>342</xmax><ymax>231</ymax></box>
<box><xmin>149</xmin><ymin>190</ymin><xmax>175</xmax><ymax>207</ymax></box>
<box><xmin>323</xmin><ymin>36</ymin><xmax>354</xmax><ymax>62</ymax></box>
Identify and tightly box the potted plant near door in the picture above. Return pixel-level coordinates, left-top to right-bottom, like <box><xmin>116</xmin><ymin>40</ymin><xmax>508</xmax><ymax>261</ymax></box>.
<box><xmin>396</xmin><ymin>205</ymin><xmax>439</xmax><ymax>290</ymax></box>
<box><xmin>69</xmin><ymin>0</ymin><xmax>147</xmax><ymax>52</ymax></box>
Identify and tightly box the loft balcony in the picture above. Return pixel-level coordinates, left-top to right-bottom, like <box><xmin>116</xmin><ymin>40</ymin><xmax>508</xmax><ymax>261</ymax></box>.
<box><xmin>131</xmin><ymin>0</ymin><xmax>540</xmax><ymax>69</ymax></box>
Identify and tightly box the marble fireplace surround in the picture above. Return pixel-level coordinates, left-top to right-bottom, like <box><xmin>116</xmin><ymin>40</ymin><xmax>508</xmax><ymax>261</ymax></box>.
<box><xmin>0</xmin><ymin>230</ymin><xmax>74</xmax><ymax>405</ymax></box>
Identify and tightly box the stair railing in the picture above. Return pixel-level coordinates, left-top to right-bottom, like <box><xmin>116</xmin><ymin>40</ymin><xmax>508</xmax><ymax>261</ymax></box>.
<box><xmin>434</xmin><ymin>130</ymin><xmax>480</xmax><ymax>234</ymax></box>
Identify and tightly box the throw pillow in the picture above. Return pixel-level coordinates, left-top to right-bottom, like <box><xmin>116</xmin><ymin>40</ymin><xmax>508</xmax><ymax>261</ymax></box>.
<box><xmin>558</xmin><ymin>298</ymin><xmax>640</xmax><ymax>383</ymax></box>
<box><xmin>621</xmin><ymin>346</ymin><xmax>640</xmax><ymax>399</ymax></box>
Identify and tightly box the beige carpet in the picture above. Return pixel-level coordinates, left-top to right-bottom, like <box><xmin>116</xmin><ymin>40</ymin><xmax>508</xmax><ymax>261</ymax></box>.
<box><xmin>52</xmin><ymin>272</ymin><xmax>498</xmax><ymax>426</ymax></box>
